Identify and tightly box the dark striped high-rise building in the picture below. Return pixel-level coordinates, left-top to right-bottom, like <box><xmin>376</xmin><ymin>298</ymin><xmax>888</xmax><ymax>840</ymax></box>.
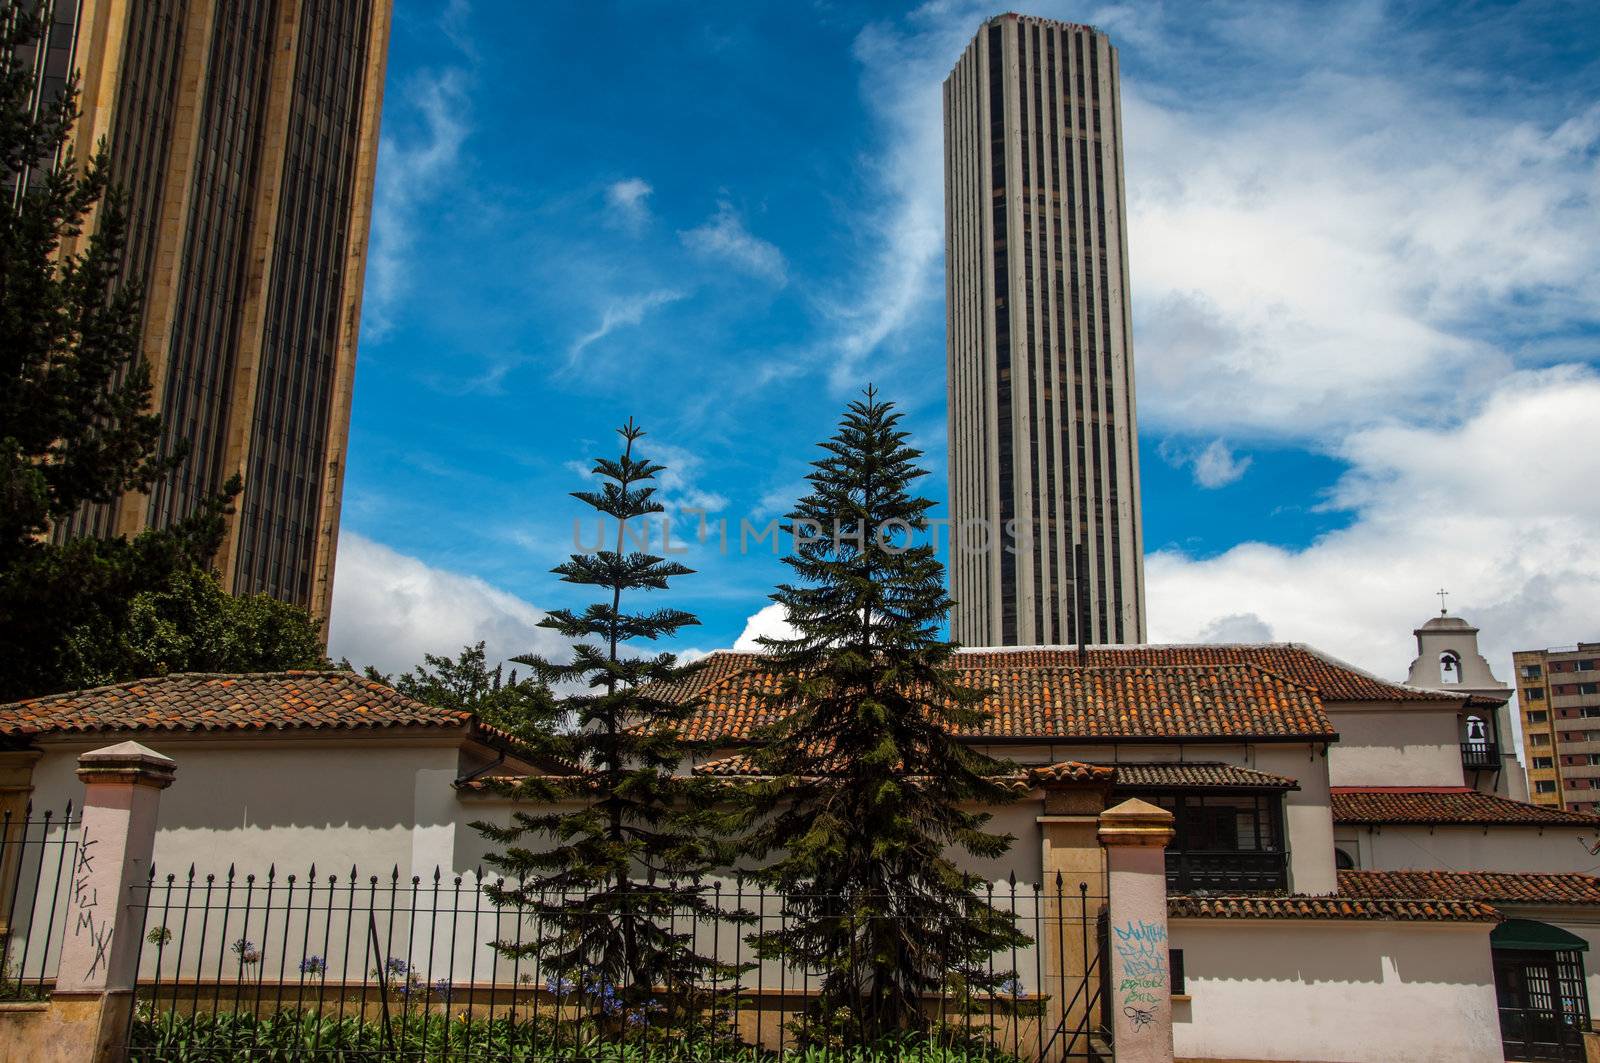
<box><xmin>23</xmin><ymin>0</ymin><xmax>391</xmax><ymax>624</ymax></box>
<box><xmin>943</xmin><ymin>13</ymin><xmax>1145</xmax><ymax>648</ymax></box>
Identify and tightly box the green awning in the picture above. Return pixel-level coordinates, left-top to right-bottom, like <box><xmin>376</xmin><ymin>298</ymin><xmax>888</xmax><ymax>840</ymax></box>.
<box><xmin>1492</xmin><ymin>918</ymin><xmax>1590</xmax><ymax>952</ymax></box>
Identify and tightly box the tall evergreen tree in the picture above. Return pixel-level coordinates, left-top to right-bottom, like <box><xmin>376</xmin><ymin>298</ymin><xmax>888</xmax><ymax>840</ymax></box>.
<box><xmin>475</xmin><ymin>421</ymin><xmax>731</xmax><ymax>1019</ymax></box>
<box><xmin>0</xmin><ymin>2</ymin><xmax>319</xmax><ymax>700</ymax></box>
<box><xmin>744</xmin><ymin>387</ymin><xmax>1027</xmax><ymax>1041</ymax></box>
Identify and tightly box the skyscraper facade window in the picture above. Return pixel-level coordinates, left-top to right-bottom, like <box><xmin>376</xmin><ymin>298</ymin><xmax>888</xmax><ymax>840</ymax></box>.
<box><xmin>943</xmin><ymin>13</ymin><xmax>1145</xmax><ymax>648</ymax></box>
<box><xmin>24</xmin><ymin>0</ymin><xmax>391</xmax><ymax>624</ymax></box>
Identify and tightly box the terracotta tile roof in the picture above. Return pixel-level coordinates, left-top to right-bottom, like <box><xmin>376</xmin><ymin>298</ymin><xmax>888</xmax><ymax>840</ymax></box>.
<box><xmin>1168</xmin><ymin>894</ymin><xmax>1499</xmax><ymax>922</ymax></box>
<box><xmin>0</xmin><ymin>671</ymin><xmax>477</xmax><ymax>739</ymax></box>
<box><xmin>660</xmin><ymin>644</ymin><xmax>1446</xmax><ymax>710</ymax></box>
<box><xmin>1111</xmin><ymin>762</ymin><xmax>1299</xmax><ymax>790</ymax></box>
<box><xmin>665</xmin><ymin>656</ymin><xmax>1336</xmax><ymax>744</ymax></box>
<box><xmin>690</xmin><ymin>754</ymin><xmax>1114</xmax><ymax>790</ymax></box>
<box><xmin>693</xmin><ymin>756</ymin><xmax>1290</xmax><ymax>793</ymax></box>
<box><xmin>1339</xmin><ymin>870</ymin><xmax>1600</xmax><ymax>907</ymax></box>
<box><xmin>1330</xmin><ymin>788</ymin><xmax>1600</xmax><ymax>827</ymax></box>
<box><xmin>692</xmin><ymin>753</ymin><xmax>772</xmax><ymax>778</ymax></box>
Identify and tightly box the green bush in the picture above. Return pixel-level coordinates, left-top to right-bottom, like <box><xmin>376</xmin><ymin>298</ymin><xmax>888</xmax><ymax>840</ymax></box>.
<box><xmin>127</xmin><ymin>1009</ymin><xmax>1028</xmax><ymax>1062</ymax></box>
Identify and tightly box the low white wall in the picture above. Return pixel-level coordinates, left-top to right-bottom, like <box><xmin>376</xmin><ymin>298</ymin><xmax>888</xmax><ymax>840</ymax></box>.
<box><xmin>1326</xmin><ymin>703</ymin><xmax>1464</xmax><ymax>788</ymax></box>
<box><xmin>1353</xmin><ymin>824</ymin><xmax>1600</xmax><ymax>874</ymax></box>
<box><xmin>1170</xmin><ymin>919</ymin><xmax>1501</xmax><ymax>1063</ymax></box>
<box><xmin>28</xmin><ymin>736</ymin><xmax>464</xmax><ymax>880</ymax></box>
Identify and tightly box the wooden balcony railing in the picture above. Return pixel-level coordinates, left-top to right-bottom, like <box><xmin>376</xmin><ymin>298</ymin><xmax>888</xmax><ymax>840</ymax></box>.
<box><xmin>1165</xmin><ymin>849</ymin><xmax>1288</xmax><ymax>894</ymax></box>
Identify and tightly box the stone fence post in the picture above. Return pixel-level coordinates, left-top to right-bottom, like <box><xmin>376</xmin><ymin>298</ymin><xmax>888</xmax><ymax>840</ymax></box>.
<box><xmin>50</xmin><ymin>742</ymin><xmax>175</xmax><ymax>1063</ymax></box>
<box><xmin>1098</xmin><ymin>797</ymin><xmax>1175</xmax><ymax>1063</ymax></box>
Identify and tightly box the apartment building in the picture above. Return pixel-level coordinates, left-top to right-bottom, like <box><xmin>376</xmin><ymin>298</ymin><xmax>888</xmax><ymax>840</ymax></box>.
<box><xmin>1514</xmin><ymin>643</ymin><xmax>1600</xmax><ymax>811</ymax></box>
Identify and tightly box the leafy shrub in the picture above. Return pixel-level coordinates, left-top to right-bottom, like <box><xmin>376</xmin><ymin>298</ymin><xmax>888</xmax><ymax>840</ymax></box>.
<box><xmin>127</xmin><ymin>1009</ymin><xmax>1029</xmax><ymax>1062</ymax></box>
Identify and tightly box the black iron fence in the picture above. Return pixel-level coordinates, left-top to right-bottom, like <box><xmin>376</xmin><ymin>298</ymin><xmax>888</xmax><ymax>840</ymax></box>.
<box><xmin>0</xmin><ymin>803</ymin><xmax>80</xmax><ymax>1000</ymax></box>
<box><xmin>118</xmin><ymin>864</ymin><xmax>1107</xmax><ymax>1061</ymax></box>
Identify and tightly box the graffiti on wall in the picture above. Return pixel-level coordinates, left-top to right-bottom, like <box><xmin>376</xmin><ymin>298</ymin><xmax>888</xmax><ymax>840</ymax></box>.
<box><xmin>70</xmin><ymin>832</ymin><xmax>113</xmax><ymax>977</ymax></box>
<box><xmin>1112</xmin><ymin>918</ymin><xmax>1167</xmax><ymax>1032</ymax></box>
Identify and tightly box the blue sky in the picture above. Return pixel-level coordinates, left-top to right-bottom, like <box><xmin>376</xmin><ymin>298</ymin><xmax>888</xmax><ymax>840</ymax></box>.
<box><xmin>328</xmin><ymin>0</ymin><xmax>1600</xmax><ymax>685</ymax></box>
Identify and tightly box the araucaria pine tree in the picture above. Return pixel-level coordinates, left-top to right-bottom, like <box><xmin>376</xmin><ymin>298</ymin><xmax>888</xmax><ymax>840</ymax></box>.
<box><xmin>745</xmin><ymin>387</ymin><xmax>1027</xmax><ymax>1041</ymax></box>
<box><xmin>475</xmin><ymin>420</ymin><xmax>730</xmax><ymax>1020</ymax></box>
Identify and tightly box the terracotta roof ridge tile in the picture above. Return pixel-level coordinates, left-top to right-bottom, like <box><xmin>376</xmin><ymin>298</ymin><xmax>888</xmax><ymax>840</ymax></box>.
<box><xmin>1281</xmin><ymin>642</ymin><xmax>1459</xmax><ymax>701</ymax></box>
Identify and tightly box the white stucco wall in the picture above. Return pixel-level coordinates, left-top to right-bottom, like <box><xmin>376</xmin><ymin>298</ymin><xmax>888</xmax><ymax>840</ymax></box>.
<box><xmin>1170</xmin><ymin>920</ymin><xmax>1502</xmax><ymax>1063</ymax></box>
<box><xmin>1351</xmin><ymin>823</ymin><xmax>1600</xmax><ymax>875</ymax></box>
<box><xmin>1325</xmin><ymin>702</ymin><xmax>1465</xmax><ymax>788</ymax></box>
<box><xmin>1253</xmin><ymin>745</ymin><xmax>1336</xmax><ymax>895</ymax></box>
<box><xmin>27</xmin><ymin>735</ymin><xmax>466</xmax><ymax>880</ymax></box>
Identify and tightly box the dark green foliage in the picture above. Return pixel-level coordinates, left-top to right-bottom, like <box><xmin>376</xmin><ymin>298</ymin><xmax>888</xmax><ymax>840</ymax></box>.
<box><xmin>0</xmin><ymin>2</ymin><xmax>320</xmax><ymax>701</ymax></box>
<box><xmin>128</xmin><ymin>1008</ymin><xmax>1030</xmax><ymax>1062</ymax></box>
<box><xmin>743</xmin><ymin>388</ymin><xmax>1028</xmax><ymax>1040</ymax></box>
<box><xmin>94</xmin><ymin>565</ymin><xmax>325</xmax><ymax>679</ymax></box>
<box><xmin>473</xmin><ymin>421</ymin><xmax>736</xmax><ymax>1009</ymax></box>
<box><xmin>386</xmin><ymin>641</ymin><xmax>563</xmax><ymax>748</ymax></box>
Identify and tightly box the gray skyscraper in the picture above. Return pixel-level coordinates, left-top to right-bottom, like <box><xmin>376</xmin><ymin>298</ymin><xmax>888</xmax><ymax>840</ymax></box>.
<box><xmin>943</xmin><ymin>13</ymin><xmax>1145</xmax><ymax>647</ymax></box>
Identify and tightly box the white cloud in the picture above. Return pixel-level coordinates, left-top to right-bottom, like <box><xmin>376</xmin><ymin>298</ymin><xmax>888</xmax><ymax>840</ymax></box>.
<box><xmin>1160</xmin><ymin>438</ymin><xmax>1253</xmax><ymax>488</ymax></box>
<box><xmin>1195</xmin><ymin>613</ymin><xmax>1276</xmax><ymax>644</ymax></box>
<box><xmin>565</xmin><ymin>289</ymin><xmax>688</xmax><ymax>367</ymax></box>
<box><xmin>1192</xmin><ymin>441</ymin><xmax>1252</xmax><ymax>488</ymax></box>
<box><xmin>1122</xmin><ymin>87</ymin><xmax>1600</xmax><ymax>439</ymax></box>
<box><xmin>820</xmin><ymin>14</ymin><xmax>971</xmax><ymax>390</ymax></box>
<box><xmin>679</xmin><ymin>202</ymin><xmax>787</xmax><ymax>284</ymax></box>
<box><xmin>365</xmin><ymin>67</ymin><xmax>472</xmax><ymax>340</ymax></box>
<box><xmin>753</xmin><ymin>480</ymin><xmax>808</xmax><ymax>521</ymax></box>
<box><xmin>733</xmin><ymin>602</ymin><xmax>793</xmax><ymax>652</ymax></box>
<box><xmin>605</xmin><ymin>178</ymin><xmax>654</xmax><ymax>234</ymax></box>
<box><xmin>1146</xmin><ymin>368</ymin><xmax>1600</xmax><ymax>681</ymax></box>
<box><xmin>327</xmin><ymin>533</ymin><xmax>568</xmax><ymax>678</ymax></box>
<box><xmin>645</xmin><ymin>441</ymin><xmax>730</xmax><ymax>514</ymax></box>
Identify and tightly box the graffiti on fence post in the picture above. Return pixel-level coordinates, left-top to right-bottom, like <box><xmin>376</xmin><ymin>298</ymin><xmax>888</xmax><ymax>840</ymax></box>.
<box><xmin>1112</xmin><ymin>918</ymin><xmax>1167</xmax><ymax>1030</ymax></box>
<box><xmin>68</xmin><ymin>832</ymin><xmax>115</xmax><ymax>978</ymax></box>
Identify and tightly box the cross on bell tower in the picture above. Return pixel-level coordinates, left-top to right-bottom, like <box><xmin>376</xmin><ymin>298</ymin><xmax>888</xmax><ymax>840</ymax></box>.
<box><xmin>1436</xmin><ymin>588</ymin><xmax>1449</xmax><ymax>615</ymax></box>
